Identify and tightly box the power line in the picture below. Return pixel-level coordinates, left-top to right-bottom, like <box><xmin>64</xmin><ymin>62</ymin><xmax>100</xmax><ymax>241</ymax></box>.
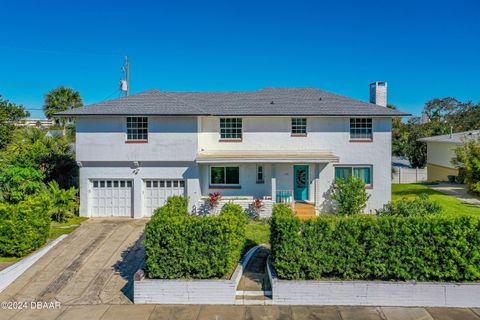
<box><xmin>0</xmin><ymin>45</ymin><xmax>123</xmax><ymax>58</ymax></box>
<box><xmin>101</xmin><ymin>89</ymin><xmax>122</xmax><ymax>101</ymax></box>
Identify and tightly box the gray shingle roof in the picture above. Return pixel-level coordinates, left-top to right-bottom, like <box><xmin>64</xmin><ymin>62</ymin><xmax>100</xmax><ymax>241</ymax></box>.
<box><xmin>419</xmin><ymin>130</ymin><xmax>479</xmax><ymax>144</ymax></box>
<box><xmin>57</xmin><ymin>88</ymin><xmax>410</xmax><ymax>117</ymax></box>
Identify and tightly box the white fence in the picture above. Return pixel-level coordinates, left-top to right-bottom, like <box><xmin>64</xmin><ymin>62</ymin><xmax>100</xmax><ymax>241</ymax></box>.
<box><xmin>392</xmin><ymin>167</ymin><xmax>427</xmax><ymax>184</ymax></box>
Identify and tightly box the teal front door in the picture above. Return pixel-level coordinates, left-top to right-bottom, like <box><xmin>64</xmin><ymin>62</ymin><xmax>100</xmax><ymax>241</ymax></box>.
<box><xmin>293</xmin><ymin>165</ymin><xmax>309</xmax><ymax>201</ymax></box>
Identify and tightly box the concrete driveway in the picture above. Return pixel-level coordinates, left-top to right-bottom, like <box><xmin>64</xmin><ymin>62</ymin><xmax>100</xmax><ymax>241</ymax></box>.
<box><xmin>428</xmin><ymin>182</ymin><xmax>480</xmax><ymax>206</ymax></box>
<box><xmin>0</xmin><ymin>218</ymin><xmax>147</xmax><ymax>308</ymax></box>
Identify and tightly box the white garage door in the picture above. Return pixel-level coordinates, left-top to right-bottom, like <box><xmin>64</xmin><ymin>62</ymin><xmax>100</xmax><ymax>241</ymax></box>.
<box><xmin>91</xmin><ymin>179</ymin><xmax>133</xmax><ymax>217</ymax></box>
<box><xmin>144</xmin><ymin>180</ymin><xmax>185</xmax><ymax>216</ymax></box>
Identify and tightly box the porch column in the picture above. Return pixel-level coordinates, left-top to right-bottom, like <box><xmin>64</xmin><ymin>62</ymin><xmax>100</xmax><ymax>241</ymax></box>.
<box><xmin>314</xmin><ymin>163</ymin><xmax>321</xmax><ymax>207</ymax></box>
<box><xmin>271</xmin><ymin>164</ymin><xmax>276</xmax><ymax>202</ymax></box>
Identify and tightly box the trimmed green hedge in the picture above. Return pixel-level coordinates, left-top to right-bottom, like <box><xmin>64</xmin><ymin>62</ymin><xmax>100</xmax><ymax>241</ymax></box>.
<box><xmin>378</xmin><ymin>194</ymin><xmax>442</xmax><ymax>217</ymax></box>
<box><xmin>0</xmin><ymin>194</ymin><xmax>52</xmax><ymax>257</ymax></box>
<box><xmin>270</xmin><ymin>204</ymin><xmax>480</xmax><ymax>281</ymax></box>
<box><xmin>144</xmin><ymin>197</ymin><xmax>248</xmax><ymax>279</ymax></box>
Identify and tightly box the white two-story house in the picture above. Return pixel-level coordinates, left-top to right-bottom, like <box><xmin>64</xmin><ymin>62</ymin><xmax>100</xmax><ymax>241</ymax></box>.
<box><xmin>59</xmin><ymin>82</ymin><xmax>408</xmax><ymax>218</ymax></box>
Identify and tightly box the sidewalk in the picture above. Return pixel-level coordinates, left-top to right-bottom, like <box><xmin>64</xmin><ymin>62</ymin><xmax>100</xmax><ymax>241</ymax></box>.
<box><xmin>428</xmin><ymin>183</ymin><xmax>480</xmax><ymax>206</ymax></box>
<box><xmin>4</xmin><ymin>304</ymin><xmax>480</xmax><ymax>320</ymax></box>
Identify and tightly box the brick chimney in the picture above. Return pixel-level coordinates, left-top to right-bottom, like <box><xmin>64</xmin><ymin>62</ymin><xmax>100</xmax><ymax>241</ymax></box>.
<box><xmin>369</xmin><ymin>81</ymin><xmax>387</xmax><ymax>107</ymax></box>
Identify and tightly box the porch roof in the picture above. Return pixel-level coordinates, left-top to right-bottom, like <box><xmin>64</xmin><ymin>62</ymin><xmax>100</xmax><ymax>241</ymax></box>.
<box><xmin>195</xmin><ymin>150</ymin><xmax>339</xmax><ymax>163</ymax></box>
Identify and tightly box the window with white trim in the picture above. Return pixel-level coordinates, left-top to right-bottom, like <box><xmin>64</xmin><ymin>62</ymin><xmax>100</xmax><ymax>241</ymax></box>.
<box><xmin>350</xmin><ymin>118</ymin><xmax>372</xmax><ymax>140</ymax></box>
<box><xmin>210</xmin><ymin>166</ymin><xmax>240</xmax><ymax>185</ymax></box>
<box><xmin>291</xmin><ymin>118</ymin><xmax>307</xmax><ymax>135</ymax></box>
<box><xmin>334</xmin><ymin>165</ymin><xmax>372</xmax><ymax>186</ymax></box>
<box><xmin>220</xmin><ymin>118</ymin><xmax>242</xmax><ymax>140</ymax></box>
<box><xmin>126</xmin><ymin>117</ymin><xmax>148</xmax><ymax>141</ymax></box>
<box><xmin>256</xmin><ymin>165</ymin><xmax>264</xmax><ymax>183</ymax></box>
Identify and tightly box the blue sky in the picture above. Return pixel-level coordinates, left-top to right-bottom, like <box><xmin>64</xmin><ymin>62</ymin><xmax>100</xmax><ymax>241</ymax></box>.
<box><xmin>1</xmin><ymin>0</ymin><xmax>479</xmax><ymax>118</ymax></box>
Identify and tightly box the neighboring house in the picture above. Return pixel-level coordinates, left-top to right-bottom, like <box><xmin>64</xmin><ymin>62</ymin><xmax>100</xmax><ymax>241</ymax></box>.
<box><xmin>419</xmin><ymin>130</ymin><xmax>479</xmax><ymax>182</ymax></box>
<box><xmin>58</xmin><ymin>82</ymin><xmax>408</xmax><ymax>218</ymax></box>
<box><xmin>16</xmin><ymin>118</ymin><xmax>54</xmax><ymax>127</ymax></box>
<box><xmin>46</xmin><ymin>129</ymin><xmax>64</xmax><ymax>138</ymax></box>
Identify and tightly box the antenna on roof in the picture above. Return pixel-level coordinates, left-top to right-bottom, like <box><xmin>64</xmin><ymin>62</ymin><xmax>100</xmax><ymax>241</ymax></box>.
<box><xmin>120</xmin><ymin>56</ymin><xmax>129</xmax><ymax>96</ymax></box>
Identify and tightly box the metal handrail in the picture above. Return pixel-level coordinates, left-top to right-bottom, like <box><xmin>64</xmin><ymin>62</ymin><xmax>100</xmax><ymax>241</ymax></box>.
<box><xmin>276</xmin><ymin>190</ymin><xmax>294</xmax><ymax>205</ymax></box>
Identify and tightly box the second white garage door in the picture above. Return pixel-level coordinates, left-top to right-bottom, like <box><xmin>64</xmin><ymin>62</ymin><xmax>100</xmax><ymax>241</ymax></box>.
<box><xmin>91</xmin><ymin>179</ymin><xmax>133</xmax><ymax>217</ymax></box>
<box><xmin>144</xmin><ymin>179</ymin><xmax>185</xmax><ymax>216</ymax></box>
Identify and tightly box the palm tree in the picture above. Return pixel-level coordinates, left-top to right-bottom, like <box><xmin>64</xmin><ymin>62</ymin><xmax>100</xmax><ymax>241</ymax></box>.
<box><xmin>48</xmin><ymin>180</ymin><xmax>78</xmax><ymax>222</ymax></box>
<box><xmin>43</xmin><ymin>86</ymin><xmax>83</xmax><ymax>135</ymax></box>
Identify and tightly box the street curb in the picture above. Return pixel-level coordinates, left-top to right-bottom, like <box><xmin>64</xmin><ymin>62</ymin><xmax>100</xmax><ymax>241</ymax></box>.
<box><xmin>0</xmin><ymin>234</ymin><xmax>68</xmax><ymax>293</ymax></box>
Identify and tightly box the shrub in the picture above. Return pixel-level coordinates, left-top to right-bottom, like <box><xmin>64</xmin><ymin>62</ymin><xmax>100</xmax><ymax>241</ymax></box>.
<box><xmin>331</xmin><ymin>177</ymin><xmax>371</xmax><ymax>215</ymax></box>
<box><xmin>248</xmin><ymin>198</ymin><xmax>264</xmax><ymax>219</ymax></box>
<box><xmin>377</xmin><ymin>194</ymin><xmax>442</xmax><ymax>217</ymax></box>
<box><xmin>207</xmin><ymin>192</ymin><xmax>222</xmax><ymax>209</ymax></box>
<box><xmin>165</xmin><ymin>195</ymin><xmax>189</xmax><ymax>213</ymax></box>
<box><xmin>270</xmin><ymin>211</ymin><xmax>480</xmax><ymax>281</ymax></box>
<box><xmin>0</xmin><ymin>166</ymin><xmax>45</xmax><ymax>203</ymax></box>
<box><xmin>144</xmin><ymin>198</ymin><xmax>247</xmax><ymax>279</ymax></box>
<box><xmin>0</xmin><ymin>194</ymin><xmax>52</xmax><ymax>257</ymax></box>
<box><xmin>452</xmin><ymin>137</ymin><xmax>480</xmax><ymax>194</ymax></box>
<box><xmin>47</xmin><ymin>181</ymin><xmax>78</xmax><ymax>222</ymax></box>
<box><xmin>151</xmin><ymin>196</ymin><xmax>189</xmax><ymax>218</ymax></box>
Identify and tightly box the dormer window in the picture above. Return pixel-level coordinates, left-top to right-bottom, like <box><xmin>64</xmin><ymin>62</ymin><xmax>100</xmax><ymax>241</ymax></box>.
<box><xmin>126</xmin><ymin>117</ymin><xmax>148</xmax><ymax>142</ymax></box>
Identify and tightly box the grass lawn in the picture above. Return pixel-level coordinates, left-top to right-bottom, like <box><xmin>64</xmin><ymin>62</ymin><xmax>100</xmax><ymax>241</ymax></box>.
<box><xmin>0</xmin><ymin>256</ymin><xmax>20</xmax><ymax>263</ymax></box>
<box><xmin>392</xmin><ymin>183</ymin><xmax>480</xmax><ymax>216</ymax></box>
<box><xmin>245</xmin><ymin>220</ymin><xmax>270</xmax><ymax>247</ymax></box>
<box><xmin>49</xmin><ymin>215</ymin><xmax>88</xmax><ymax>239</ymax></box>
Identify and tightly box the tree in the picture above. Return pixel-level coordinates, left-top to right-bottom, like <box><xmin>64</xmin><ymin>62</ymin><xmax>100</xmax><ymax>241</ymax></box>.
<box><xmin>0</xmin><ymin>95</ymin><xmax>30</xmax><ymax>149</ymax></box>
<box><xmin>331</xmin><ymin>177</ymin><xmax>370</xmax><ymax>215</ymax></box>
<box><xmin>389</xmin><ymin>104</ymin><xmax>410</xmax><ymax>157</ymax></box>
<box><xmin>0</xmin><ymin>166</ymin><xmax>45</xmax><ymax>203</ymax></box>
<box><xmin>423</xmin><ymin>97</ymin><xmax>461</xmax><ymax>121</ymax></box>
<box><xmin>391</xmin><ymin>97</ymin><xmax>480</xmax><ymax>166</ymax></box>
<box><xmin>404</xmin><ymin>117</ymin><xmax>449</xmax><ymax>168</ymax></box>
<box><xmin>452</xmin><ymin>136</ymin><xmax>480</xmax><ymax>195</ymax></box>
<box><xmin>43</xmin><ymin>86</ymin><xmax>83</xmax><ymax>135</ymax></box>
<box><xmin>1</xmin><ymin>127</ymin><xmax>78</xmax><ymax>188</ymax></box>
<box><xmin>47</xmin><ymin>181</ymin><xmax>78</xmax><ymax>222</ymax></box>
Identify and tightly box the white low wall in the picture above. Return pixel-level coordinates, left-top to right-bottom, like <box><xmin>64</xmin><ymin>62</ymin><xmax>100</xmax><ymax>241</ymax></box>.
<box><xmin>134</xmin><ymin>245</ymin><xmax>261</xmax><ymax>304</ymax></box>
<box><xmin>196</xmin><ymin>198</ymin><xmax>274</xmax><ymax>218</ymax></box>
<box><xmin>267</xmin><ymin>261</ymin><xmax>480</xmax><ymax>307</ymax></box>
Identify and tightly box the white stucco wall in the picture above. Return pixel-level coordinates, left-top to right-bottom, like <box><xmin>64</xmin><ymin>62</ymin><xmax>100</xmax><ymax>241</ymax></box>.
<box><xmin>76</xmin><ymin>116</ymin><xmax>198</xmax><ymax>162</ymax></box>
<box><xmin>76</xmin><ymin>116</ymin><xmax>392</xmax><ymax>217</ymax></box>
<box><xmin>426</xmin><ymin>141</ymin><xmax>457</xmax><ymax>168</ymax></box>
<box><xmin>198</xmin><ymin>116</ymin><xmax>391</xmax><ymax>212</ymax></box>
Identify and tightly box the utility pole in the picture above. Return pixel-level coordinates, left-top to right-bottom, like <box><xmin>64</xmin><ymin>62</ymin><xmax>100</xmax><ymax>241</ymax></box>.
<box><xmin>120</xmin><ymin>56</ymin><xmax>129</xmax><ymax>96</ymax></box>
<box><xmin>125</xmin><ymin>56</ymin><xmax>129</xmax><ymax>96</ymax></box>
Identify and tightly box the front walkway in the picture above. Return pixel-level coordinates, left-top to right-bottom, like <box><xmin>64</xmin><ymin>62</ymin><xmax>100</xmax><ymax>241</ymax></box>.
<box><xmin>428</xmin><ymin>183</ymin><xmax>480</xmax><ymax>206</ymax></box>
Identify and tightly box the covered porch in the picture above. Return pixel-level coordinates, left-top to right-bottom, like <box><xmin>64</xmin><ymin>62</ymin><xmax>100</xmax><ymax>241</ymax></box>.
<box><xmin>196</xmin><ymin>150</ymin><xmax>339</xmax><ymax>216</ymax></box>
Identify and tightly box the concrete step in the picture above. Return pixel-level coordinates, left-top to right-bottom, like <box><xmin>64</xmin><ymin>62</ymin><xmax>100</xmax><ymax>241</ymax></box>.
<box><xmin>294</xmin><ymin>203</ymin><xmax>316</xmax><ymax>220</ymax></box>
<box><xmin>235</xmin><ymin>293</ymin><xmax>273</xmax><ymax>305</ymax></box>
<box><xmin>236</xmin><ymin>290</ymin><xmax>272</xmax><ymax>296</ymax></box>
